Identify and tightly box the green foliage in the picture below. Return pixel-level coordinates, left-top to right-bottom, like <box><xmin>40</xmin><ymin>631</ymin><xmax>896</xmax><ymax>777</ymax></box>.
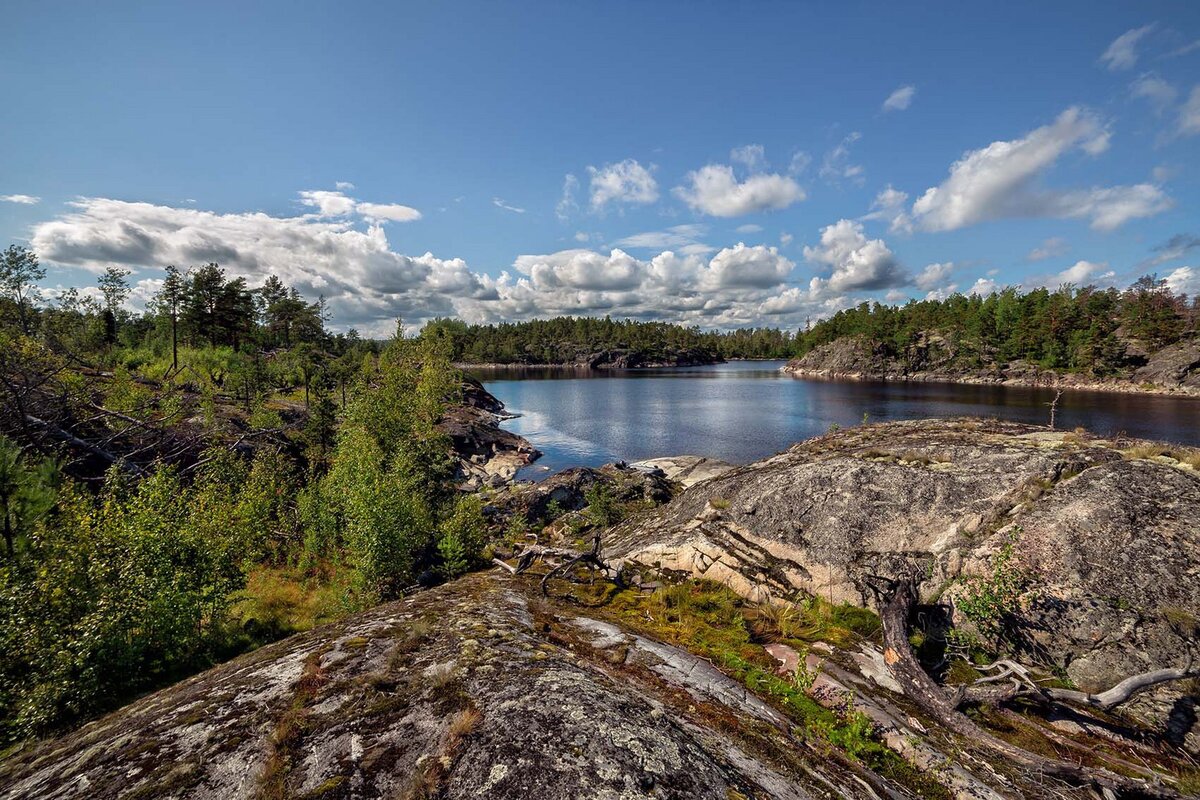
<box><xmin>796</xmin><ymin>280</ymin><xmax>1198</xmax><ymax>376</ymax></box>
<box><xmin>952</xmin><ymin>536</ymin><xmax>1031</xmax><ymax>649</ymax></box>
<box><xmin>437</xmin><ymin>495</ymin><xmax>486</xmax><ymax>578</ymax></box>
<box><xmin>421</xmin><ymin>315</ymin><xmax>797</xmax><ymax>363</ymax></box>
<box><xmin>583</xmin><ymin>482</ymin><xmax>621</xmax><ymax>527</ymax></box>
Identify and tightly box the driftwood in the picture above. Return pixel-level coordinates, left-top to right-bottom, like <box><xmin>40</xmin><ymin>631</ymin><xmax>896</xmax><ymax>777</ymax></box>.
<box><xmin>497</xmin><ymin>529</ymin><xmax>625</xmax><ymax>599</ymax></box>
<box><xmin>874</xmin><ymin>577</ymin><xmax>1186</xmax><ymax>800</ymax></box>
<box><xmin>954</xmin><ymin>656</ymin><xmax>1199</xmax><ymax>712</ymax></box>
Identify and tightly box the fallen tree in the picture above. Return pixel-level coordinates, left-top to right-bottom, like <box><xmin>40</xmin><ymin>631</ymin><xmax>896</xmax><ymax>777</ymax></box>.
<box><xmin>873</xmin><ymin>576</ymin><xmax>1192</xmax><ymax>800</ymax></box>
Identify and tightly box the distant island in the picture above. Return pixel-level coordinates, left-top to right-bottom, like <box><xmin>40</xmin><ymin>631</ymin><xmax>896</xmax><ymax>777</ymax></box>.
<box><xmin>422</xmin><ymin>316</ymin><xmax>794</xmax><ymax>367</ymax></box>
<box><xmin>785</xmin><ymin>277</ymin><xmax>1200</xmax><ymax>395</ymax></box>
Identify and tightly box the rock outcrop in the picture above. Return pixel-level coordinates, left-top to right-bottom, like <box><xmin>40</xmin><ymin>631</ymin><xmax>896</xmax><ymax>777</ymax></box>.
<box><xmin>4</xmin><ymin>569</ymin><xmax>1185</xmax><ymax>800</ymax></box>
<box><xmin>605</xmin><ymin>419</ymin><xmax>1200</xmax><ymax>745</ymax></box>
<box><xmin>631</xmin><ymin>455</ymin><xmax>735</xmax><ymax>487</ymax></box>
<box><xmin>783</xmin><ymin>334</ymin><xmax>1200</xmax><ymax>395</ymax></box>
<box><xmin>440</xmin><ymin>377</ymin><xmax>540</xmax><ymax>487</ymax></box>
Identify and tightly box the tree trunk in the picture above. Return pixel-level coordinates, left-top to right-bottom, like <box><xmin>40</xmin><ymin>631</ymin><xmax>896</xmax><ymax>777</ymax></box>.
<box><xmin>876</xmin><ymin>578</ymin><xmax>1182</xmax><ymax>799</ymax></box>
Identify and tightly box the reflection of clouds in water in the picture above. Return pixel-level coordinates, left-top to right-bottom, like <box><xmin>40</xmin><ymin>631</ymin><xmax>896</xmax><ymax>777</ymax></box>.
<box><xmin>500</xmin><ymin>408</ymin><xmax>616</xmax><ymax>464</ymax></box>
<box><xmin>485</xmin><ymin>362</ymin><xmax>1200</xmax><ymax>481</ymax></box>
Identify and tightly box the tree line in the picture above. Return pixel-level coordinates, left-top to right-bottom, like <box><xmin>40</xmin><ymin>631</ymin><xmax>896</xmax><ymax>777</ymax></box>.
<box><xmin>421</xmin><ymin>316</ymin><xmax>798</xmax><ymax>363</ymax></box>
<box><xmin>796</xmin><ymin>277</ymin><xmax>1199</xmax><ymax>376</ymax></box>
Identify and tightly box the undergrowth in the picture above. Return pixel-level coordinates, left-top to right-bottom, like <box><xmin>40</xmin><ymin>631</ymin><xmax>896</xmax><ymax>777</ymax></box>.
<box><xmin>596</xmin><ymin>580</ymin><xmax>949</xmax><ymax>800</ymax></box>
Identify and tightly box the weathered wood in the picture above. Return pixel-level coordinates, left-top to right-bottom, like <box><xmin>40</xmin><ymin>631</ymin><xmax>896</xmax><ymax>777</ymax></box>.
<box><xmin>877</xmin><ymin>578</ymin><xmax>1183</xmax><ymax>800</ymax></box>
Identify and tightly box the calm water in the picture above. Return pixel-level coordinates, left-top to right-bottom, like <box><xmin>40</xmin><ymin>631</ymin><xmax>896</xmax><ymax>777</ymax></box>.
<box><xmin>470</xmin><ymin>361</ymin><xmax>1200</xmax><ymax>476</ymax></box>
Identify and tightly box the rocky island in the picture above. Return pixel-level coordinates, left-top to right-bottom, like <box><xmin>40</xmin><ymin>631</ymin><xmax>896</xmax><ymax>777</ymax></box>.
<box><xmin>5</xmin><ymin>418</ymin><xmax>1198</xmax><ymax>799</ymax></box>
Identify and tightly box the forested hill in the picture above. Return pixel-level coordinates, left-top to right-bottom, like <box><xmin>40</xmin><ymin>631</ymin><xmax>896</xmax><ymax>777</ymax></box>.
<box><xmin>789</xmin><ymin>277</ymin><xmax>1200</xmax><ymax>386</ymax></box>
<box><xmin>421</xmin><ymin>316</ymin><xmax>796</xmax><ymax>366</ymax></box>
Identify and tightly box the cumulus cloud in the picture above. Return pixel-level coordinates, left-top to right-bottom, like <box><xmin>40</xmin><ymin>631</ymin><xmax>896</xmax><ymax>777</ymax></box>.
<box><xmin>1</xmin><ymin>194</ymin><xmax>40</xmax><ymax>205</ymax></box>
<box><xmin>1028</xmin><ymin>237</ymin><xmax>1069</xmax><ymax>261</ymax></box>
<box><xmin>882</xmin><ymin>85</ymin><xmax>916</xmax><ymax>112</ymax></box>
<box><xmin>966</xmin><ymin>277</ymin><xmax>1000</xmax><ymax>297</ymax></box>
<box><xmin>674</xmin><ymin>164</ymin><xmax>805</xmax><ymax>217</ymax></box>
<box><xmin>911</xmin><ymin>107</ymin><xmax>1170</xmax><ymax>232</ymax></box>
<box><xmin>819</xmin><ymin>132</ymin><xmax>864</xmax><ymax>185</ymax></box>
<box><xmin>299</xmin><ymin>189</ymin><xmax>421</xmax><ymax>222</ymax></box>
<box><xmin>802</xmin><ymin>219</ymin><xmax>908</xmax><ymax>292</ymax></box>
<box><xmin>335</xmin><ymin>181</ymin><xmax>355</xmax><ymax>191</ymax></box>
<box><xmin>586</xmin><ymin>159</ymin><xmax>658</xmax><ymax>210</ymax></box>
<box><xmin>1100</xmin><ymin>24</ymin><xmax>1156</xmax><ymax>71</ymax></box>
<box><xmin>356</xmin><ymin>202</ymin><xmax>422</xmax><ymax>222</ymax></box>
<box><xmin>1037</xmin><ymin>260</ymin><xmax>1116</xmax><ymax>288</ymax></box>
<box><xmin>915</xmin><ymin>262</ymin><xmax>955</xmax><ymax>291</ymax></box>
<box><xmin>1164</xmin><ymin>266</ymin><xmax>1199</xmax><ymax>297</ymax></box>
<box><xmin>28</xmin><ymin>195</ymin><xmax>850</xmax><ymax>333</ymax></box>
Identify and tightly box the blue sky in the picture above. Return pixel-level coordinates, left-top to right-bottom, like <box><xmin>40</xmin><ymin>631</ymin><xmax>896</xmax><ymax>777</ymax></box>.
<box><xmin>2</xmin><ymin>1</ymin><xmax>1199</xmax><ymax>335</ymax></box>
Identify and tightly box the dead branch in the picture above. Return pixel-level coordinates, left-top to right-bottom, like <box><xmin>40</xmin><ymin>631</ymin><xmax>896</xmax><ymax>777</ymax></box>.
<box><xmin>873</xmin><ymin>577</ymin><xmax>1183</xmax><ymax>799</ymax></box>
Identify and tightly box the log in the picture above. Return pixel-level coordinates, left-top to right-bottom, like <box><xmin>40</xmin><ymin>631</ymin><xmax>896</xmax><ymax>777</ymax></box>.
<box><xmin>876</xmin><ymin>578</ymin><xmax>1183</xmax><ymax>799</ymax></box>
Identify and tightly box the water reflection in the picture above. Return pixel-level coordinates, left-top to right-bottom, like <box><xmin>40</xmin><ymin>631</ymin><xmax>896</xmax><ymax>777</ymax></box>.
<box><xmin>469</xmin><ymin>361</ymin><xmax>1200</xmax><ymax>477</ymax></box>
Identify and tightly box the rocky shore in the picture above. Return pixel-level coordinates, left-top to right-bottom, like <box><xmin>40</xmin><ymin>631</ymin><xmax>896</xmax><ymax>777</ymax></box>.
<box><xmin>783</xmin><ymin>336</ymin><xmax>1200</xmax><ymax>397</ymax></box>
<box><xmin>439</xmin><ymin>376</ymin><xmax>540</xmax><ymax>487</ymax></box>
<box><xmin>4</xmin><ymin>419</ymin><xmax>1198</xmax><ymax>799</ymax></box>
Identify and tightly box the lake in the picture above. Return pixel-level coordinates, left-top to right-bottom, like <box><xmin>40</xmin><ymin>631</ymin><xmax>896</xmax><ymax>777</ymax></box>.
<box><xmin>469</xmin><ymin>360</ymin><xmax>1200</xmax><ymax>476</ymax></box>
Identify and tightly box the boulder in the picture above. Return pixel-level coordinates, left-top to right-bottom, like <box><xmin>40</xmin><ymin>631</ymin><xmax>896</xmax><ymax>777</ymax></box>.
<box><xmin>605</xmin><ymin>419</ymin><xmax>1200</xmax><ymax>742</ymax></box>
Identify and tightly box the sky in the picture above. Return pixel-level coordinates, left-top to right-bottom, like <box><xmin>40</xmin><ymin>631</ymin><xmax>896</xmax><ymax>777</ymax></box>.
<box><xmin>2</xmin><ymin>1</ymin><xmax>1199</xmax><ymax>336</ymax></box>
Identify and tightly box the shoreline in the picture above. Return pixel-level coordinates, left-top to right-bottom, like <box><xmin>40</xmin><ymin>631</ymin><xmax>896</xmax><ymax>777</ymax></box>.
<box><xmin>780</xmin><ymin>365</ymin><xmax>1200</xmax><ymax>399</ymax></box>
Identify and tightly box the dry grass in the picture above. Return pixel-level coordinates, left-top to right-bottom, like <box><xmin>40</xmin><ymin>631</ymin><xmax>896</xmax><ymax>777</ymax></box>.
<box><xmin>1122</xmin><ymin>444</ymin><xmax>1200</xmax><ymax>467</ymax></box>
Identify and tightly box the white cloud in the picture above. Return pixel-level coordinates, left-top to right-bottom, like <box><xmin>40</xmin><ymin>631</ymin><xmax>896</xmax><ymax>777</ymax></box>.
<box><xmin>1028</xmin><ymin>237</ymin><xmax>1069</xmax><ymax>261</ymax></box>
<box><xmin>615</xmin><ymin>224</ymin><xmax>712</xmax><ymax>255</ymax></box>
<box><xmin>1100</xmin><ymin>24</ymin><xmax>1156</xmax><ymax>71</ymax></box>
<box><xmin>736</xmin><ymin>224</ymin><xmax>763</xmax><ymax>234</ymax></box>
<box><xmin>819</xmin><ymin>132</ymin><xmax>864</xmax><ymax>185</ymax></box>
<box><xmin>705</xmin><ymin>243</ymin><xmax>794</xmax><ymax>289</ymax></box>
<box><xmin>299</xmin><ymin>190</ymin><xmax>357</xmax><ymax>217</ymax></box>
<box><xmin>573</xmin><ymin>231</ymin><xmax>590</xmax><ymax>243</ymax></box>
<box><xmin>862</xmin><ymin>185</ymin><xmax>912</xmax><ymax>233</ymax></box>
<box><xmin>780</xmin><ymin>232</ymin><xmax>793</xmax><ymax>247</ymax></box>
<box><xmin>0</xmin><ymin>194</ymin><xmax>40</xmax><ymax>205</ymax></box>
<box><xmin>1178</xmin><ymin>85</ymin><xmax>1200</xmax><ymax>137</ymax></box>
<box><xmin>911</xmin><ymin>107</ymin><xmax>1170</xmax><ymax>232</ymax></box>
<box><xmin>299</xmin><ymin>189</ymin><xmax>421</xmax><ymax>223</ymax></box>
<box><xmin>730</xmin><ymin>144</ymin><xmax>766</xmax><ymax>171</ymax></box>
<box><xmin>802</xmin><ymin>219</ymin><xmax>908</xmax><ymax>292</ymax></box>
<box><xmin>29</xmin><ymin>195</ymin><xmax>851</xmax><ymax>333</ymax></box>
<box><xmin>674</xmin><ymin>164</ymin><xmax>805</xmax><ymax>217</ymax></box>
<box><xmin>966</xmin><ymin>277</ymin><xmax>1000</xmax><ymax>297</ymax></box>
<box><xmin>1038</xmin><ymin>260</ymin><xmax>1116</xmax><ymax>288</ymax></box>
<box><xmin>915</xmin><ymin>262</ymin><xmax>955</xmax><ymax>291</ymax></box>
<box><xmin>882</xmin><ymin>85</ymin><xmax>916</xmax><ymax>112</ymax></box>
<box><xmin>335</xmin><ymin>181</ymin><xmax>355</xmax><ymax>191</ymax></box>
<box><xmin>492</xmin><ymin>197</ymin><xmax>526</xmax><ymax>214</ymax></box>
<box><xmin>1130</xmin><ymin>73</ymin><xmax>1178</xmax><ymax>114</ymax></box>
<box><xmin>1164</xmin><ymin>266</ymin><xmax>1199</xmax><ymax>297</ymax></box>
<box><xmin>587</xmin><ymin>159</ymin><xmax>659</xmax><ymax>210</ymax></box>
<box><xmin>788</xmin><ymin>151</ymin><xmax>812</xmax><ymax>175</ymax></box>
<box><xmin>356</xmin><ymin>202</ymin><xmax>422</xmax><ymax>223</ymax></box>
<box><xmin>556</xmin><ymin>174</ymin><xmax>579</xmax><ymax>221</ymax></box>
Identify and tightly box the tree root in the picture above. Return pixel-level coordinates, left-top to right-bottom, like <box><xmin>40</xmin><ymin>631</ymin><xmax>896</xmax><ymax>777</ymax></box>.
<box><xmin>873</xmin><ymin>577</ymin><xmax>1186</xmax><ymax>800</ymax></box>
